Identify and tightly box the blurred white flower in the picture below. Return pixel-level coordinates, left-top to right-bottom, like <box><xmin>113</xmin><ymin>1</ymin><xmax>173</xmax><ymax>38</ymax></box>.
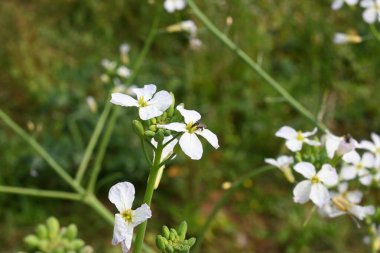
<box><xmin>164</xmin><ymin>0</ymin><xmax>186</xmax><ymax>13</ymax></box>
<box><xmin>111</xmin><ymin>84</ymin><xmax>172</xmax><ymax>120</ymax></box>
<box><xmin>341</xmin><ymin>151</ymin><xmax>375</xmax><ymax>185</ymax></box>
<box><xmin>333</xmin><ymin>32</ymin><xmax>362</xmax><ymax>44</ymax></box>
<box><xmin>361</xmin><ymin>0</ymin><xmax>380</xmax><ymax>23</ymax></box>
<box><xmin>293</xmin><ymin>162</ymin><xmax>338</xmax><ymax>207</ymax></box>
<box><xmin>117</xmin><ymin>66</ymin><xmax>132</xmax><ymax>78</ymax></box>
<box><xmin>324</xmin><ymin>132</ymin><xmax>357</xmax><ymax>158</ymax></box>
<box><xmin>101</xmin><ymin>59</ymin><xmax>117</xmax><ymax>71</ymax></box>
<box><xmin>332</xmin><ymin>0</ymin><xmax>359</xmax><ymax>10</ymax></box>
<box><xmin>265</xmin><ymin>156</ymin><xmax>295</xmax><ymax>182</ymax></box>
<box><xmin>109</xmin><ymin>182</ymin><xmax>152</xmax><ymax>253</ymax></box>
<box><xmin>167</xmin><ymin>20</ymin><xmax>197</xmax><ymax>36</ymax></box>
<box><xmin>158</xmin><ymin>105</ymin><xmax>219</xmax><ymax>160</ymax></box>
<box><xmin>275</xmin><ymin>126</ymin><xmax>320</xmax><ymax>152</ymax></box>
<box><xmin>359</xmin><ymin>133</ymin><xmax>380</xmax><ymax>167</ymax></box>
<box><xmin>189</xmin><ymin>37</ymin><xmax>202</xmax><ymax>50</ymax></box>
<box><xmin>120</xmin><ymin>43</ymin><xmax>130</xmax><ymax>55</ymax></box>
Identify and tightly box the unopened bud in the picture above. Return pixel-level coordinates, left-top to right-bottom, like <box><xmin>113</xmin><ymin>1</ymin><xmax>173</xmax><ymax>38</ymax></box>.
<box><xmin>154</xmin><ymin>129</ymin><xmax>165</xmax><ymax>143</ymax></box>
<box><xmin>162</xmin><ymin>226</ymin><xmax>170</xmax><ymax>238</ymax></box>
<box><xmin>156</xmin><ymin>235</ymin><xmax>167</xmax><ymax>250</ymax></box>
<box><xmin>178</xmin><ymin>221</ymin><xmax>187</xmax><ymax>240</ymax></box>
<box><xmin>24</xmin><ymin>235</ymin><xmax>39</xmax><ymax>247</ymax></box>
<box><xmin>36</xmin><ymin>224</ymin><xmax>48</xmax><ymax>239</ymax></box>
<box><xmin>47</xmin><ymin>217</ymin><xmax>60</xmax><ymax>239</ymax></box>
<box><xmin>65</xmin><ymin>224</ymin><xmax>78</xmax><ymax>240</ymax></box>
<box><xmin>132</xmin><ymin>120</ymin><xmax>145</xmax><ymax>138</ymax></box>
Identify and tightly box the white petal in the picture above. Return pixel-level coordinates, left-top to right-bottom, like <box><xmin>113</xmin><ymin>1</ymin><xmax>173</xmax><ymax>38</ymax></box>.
<box><xmin>349</xmin><ymin>205</ymin><xmax>366</xmax><ymax>220</ymax></box>
<box><xmin>132</xmin><ymin>204</ymin><xmax>152</xmax><ymax>226</ymax></box>
<box><xmin>325</xmin><ymin>133</ymin><xmax>341</xmax><ymax>158</ymax></box>
<box><xmin>133</xmin><ymin>84</ymin><xmax>157</xmax><ymax>101</ymax></box>
<box><xmin>363</xmin><ymin>8</ymin><xmax>377</xmax><ymax>24</ymax></box>
<box><xmin>162</xmin><ymin>136</ymin><xmax>178</xmax><ymax>160</ymax></box>
<box><xmin>120</xmin><ymin>224</ymin><xmax>134</xmax><ymax>253</ymax></box>
<box><xmin>338</xmin><ymin>182</ymin><xmax>348</xmax><ymax>193</ymax></box>
<box><xmin>332</xmin><ymin>0</ymin><xmax>344</xmax><ymax>9</ymax></box>
<box><xmin>359</xmin><ymin>173</ymin><xmax>372</xmax><ymax>186</ymax></box>
<box><xmin>148</xmin><ymin>90</ymin><xmax>173</xmax><ymax>111</ymax></box>
<box><xmin>362</xmin><ymin>152</ymin><xmax>375</xmax><ymax>168</ymax></box>
<box><xmin>341</xmin><ymin>166</ymin><xmax>357</xmax><ymax>180</ymax></box>
<box><xmin>179</xmin><ymin>132</ymin><xmax>203</xmax><ymax>160</ymax></box>
<box><xmin>175</xmin><ymin>0</ymin><xmax>186</xmax><ymax>10</ymax></box>
<box><xmin>139</xmin><ymin>104</ymin><xmax>165</xmax><ymax>120</ymax></box>
<box><xmin>303</xmin><ymin>128</ymin><xmax>318</xmax><ymax>137</ymax></box>
<box><xmin>294</xmin><ymin>162</ymin><xmax>316</xmax><ymax>179</ymax></box>
<box><xmin>109</xmin><ymin>182</ymin><xmax>135</xmax><ymax>212</ymax></box>
<box><xmin>359</xmin><ymin>140</ymin><xmax>376</xmax><ymax>152</ymax></box>
<box><xmin>304</xmin><ymin>139</ymin><xmax>321</xmax><ymax>146</ymax></box>
<box><xmin>158</xmin><ymin>122</ymin><xmax>186</xmax><ymax>132</ymax></box>
<box><xmin>372</xmin><ymin>133</ymin><xmax>380</xmax><ymax>146</ymax></box>
<box><xmin>346</xmin><ymin>0</ymin><xmax>359</xmax><ymax>5</ymax></box>
<box><xmin>264</xmin><ymin>158</ymin><xmax>279</xmax><ymax>167</ymax></box>
<box><xmin>176</xmin><ymin>105</ymin><xmax>201</xmax><ymax>124</ymax></box>
<box><xmin>277</xmin><ymin>156</ymin><xmax>294</xmax><ymax>167</ymax></box>
<box><xmin>346</xmin><ymin>190</ymin><xmax>363</xmax><ymax>204</ymax></box>
<box><xmin>275</xmin><ymin>126</ymin><xmax>297</xmax><ymax>139</ymax></box>
<box><xmin>293</xmin><ymin>180</ymin><xmax>312</xmax><ymax>204</ymax></box>
<box><xmin>197</xmin><ymin>129</ymin><xmax>219</xmax><ymax>149</ymax></box>
<box><xmin>317</xmin><ymin>164</ymin><xmax>338</xmax><ymax>186</ymax></box>
<box><xmin>111</xmin><ymin>93</ymin><xmax>138</xmax><ymax>107</ymax></box>
<box><xmin>342</xmin><ymin>151</ymin><xmax>360</xmax><ymax>164</ymax></box>
<box><xmin>164</xmin><ymin>0</ymin><xmax>175</xmax><ymax>12</ymax></box>
<box><xmin>310</xmin><ymin>183</ymin><xmax>330</xmax><ymax>207</ymax></box>
<box><xmin>112</xmin><ymin>214</ymin><xmax>129</xmax><ymax>245</ymax></box>
<box><xmin>285</xmin><ymin>139</ymin><xmax>303</xmax><ymax>152</ymax></box>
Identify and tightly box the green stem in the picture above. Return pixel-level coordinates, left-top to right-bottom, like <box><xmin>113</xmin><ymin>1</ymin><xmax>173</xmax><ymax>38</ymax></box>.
<box><xmin>370</xmin><ymin>24</ymin><xmax>380</xmax><ymax>43</ymax></box>
<box><xmin>75</xmin><ymin>102</ymin><xmax>112</xmax><ymax>184</ymax></box>
<box><xmin>0</xmin><ymin>109</ymin><xmax>82</xmax><ymax>193</ymax></box>
<box><xmin>141</xmin><ymin>138</ymin><xmax>153</xmax><ymax>166</ymax></box>
<box><xmin>84</xmin><ymin>193</ymin><xmax>114</xmax><ymax>226</ymax></box>
<box><xmin>186</xmin><ymin>0</ymin><xmax>327</xmax><ymax>131</ymax></box>
<box><xmin>192</xmin><ymin>165</ymin><xmax>275</xmax><ymax>253</ymax></box>
<box><xmin>132</xmin><ymin>141</ymin><xmax>164</xmax><ymax>253</ymax></box>
<box><xmin>86</xmin><ymin>11</ymin><xmax>160</xmax><ymax>194</ymax></box>
<box><xmin>0</xmin><ymin>185</ymin><xmax>81</xmax><ymax>201</ymax></box>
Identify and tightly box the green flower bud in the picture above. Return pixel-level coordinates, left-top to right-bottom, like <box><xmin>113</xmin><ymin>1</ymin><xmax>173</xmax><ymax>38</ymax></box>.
<box><xmin>169</xmin><ymin>228</ymin><xmax>177</xmax><ymax>241</ymax></box>
<box><xmin>164</xmin><ymin>130</ymin><xmax>171</xmax><ymax>136</ymax></box>
<box><xmin>46</xmin><ymin>217</ymin><xmax>60</xmax><ymax>239</ymax></box>
<box><xmin>38</xmin><ymin>239</ymin><xmax>49</xmax><ymax>251</ymax></box>
<box><xmin>132</xmin><ymin>120</ymin><xmax>145</xmax><ymax>138</ymax></box>
<box><xmin>65</xmin><ymin>224</ymin><xmax>78</xmax><ymax>240</ymax></box>
<box><xmin>151</xmin><ymin>118</ymin><xmax>157</xmax><ymax>124</ymax></box>
<box><xmin>178</xmin><ymin>221</ymin><xmax>187</xmax><ymax>240</ymax></box>
<box><xmin>72</xmin><ymin>239</ymin><xmax>85</xmax><ymax>249</ymax></box>
<box><xmin>187</xmin><ymin>237</ymin><xmax>196</xmax><ymax>247</ymax></box>
<box><xmin>154</xmin><ymin>129</ymin><xmax>165</xmax><ymax>143</ymax></box>
<box><xmin>36</xmin><ymin>224</ymin><xmax>48</xmax><ymax>239</ymax></box>
<box><xmin>149</xmin><ymin>125</ymin><xmax>157</xmax><ymax>132</ymax></box>
<box><xmin>166</xmin><ymin>244</ymin><xmax>174</xmax><ymax>253</ymax></box>
<box><xmin>24</xmin><ymin>235</ymin><xmax>39</xmax><ymax>247</ymax></box>
<box><xmin>156</xmin><ymin>235</ymin><xmax>167</xmax><ymax>250</ymax></box>
<box><xmin>145</xmin><ymin>130</ymin><xmax>156</xmax><ymax>138</ymax></box>
<box><xmin>167</xmin><ymin>93</ymin><xmax>175</xmax><ymax>117</ymax></box>
<box><xmin>162</xmin><ymin>226</ymin><xmax>170</xmax><ymax>239</ymax></box>
<box><xmin>161</xmin><ymin>112</ymin><xmax>167</xmax><ymax>121</ymax></box>
<box><xmin>81</xmin><ymin>246</ymin><xmax>94</xmax><ymax>253</ymax></box>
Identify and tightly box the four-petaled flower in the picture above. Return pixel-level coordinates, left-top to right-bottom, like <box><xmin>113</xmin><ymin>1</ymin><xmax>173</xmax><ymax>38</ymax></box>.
<box><xmin>265</xmin><ymin>156</ymin><xmax>295</xmax><ymax>182</ymax></box>
<box><xmin>359</xmin><ymin>132</ymin><xmax>380</xmax><ymax>167</ymax></box>
<box><xmin>111</xmin><ymin>84</ymin><xmax>172</xmax><ymax>120</ymax></box>
<box><xmin>341</xmin><ymin>151</ymin><xmax>375</xmax><ymax>185</ymax></box>
<box><xmin>109</xmin><ymin>182</ymin><xmax>152</xmax><ymax>253</ymax></box>
<box><xmin>275</xmin><ymin>126</ymin><xmax>320</xmax><ymax>152</ymax></box>
<box><xmin>361</xmin><ymin>0</ymin><xmax>380</xmax><ymax>23</ymax></box>
<box><xmin>324</xmin><ymin>132</ymin><xmax>357</xmax><ymax>159</ymax></box>
<box><xmin>293</xmin><ymin>162</ymin><xmax>338</xmax><ymax>207</ymax></box>
<box><xmin>164</xmin><ymin>0</ymin><xmax>186</xmax><ymax>13</ymax></box>
<box><xmin>158</xmin><ymin>105</ymin><xmax>219</xmax><ymax>160</ymax></box>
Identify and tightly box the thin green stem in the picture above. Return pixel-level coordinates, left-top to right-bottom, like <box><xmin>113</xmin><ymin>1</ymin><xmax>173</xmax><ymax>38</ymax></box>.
<box><xmin>162</xmin><ymin>132</ymin><xmax>181</xmax><ymax>148</ymax></box>
<box><xmin>0</xmin><ymin>185</ymin><xmax>81</xmax><ymax>201</ymax></box>
<box><xmin>84</xmin><ymin>193</ymin><xmax>114</xmax><ymax>226</ymax></box>
<box><xmin>0</xmin><ymin>109</ymin><xmax>82</xmax><ymax>193</ymax></box>
<box><xmin>370</xmin><ymin>24</ymin><xmax>380</xmax><ymax>43</ymax></box>
<box><xmin>192</xmin><ymin>165</ymin><xmax>275</xmax><ymax>253</ymax></box>
<box><xmin>141</xmin><ymin>138</ymin><xmax>153</xmax><ymax>166</ymax></box>
<box><xmin>186</xmin><ymin>0</ymin><xmax>327</xmax><ymax>131</ymax></box>
<box><xmin>86</xmin><ymin>11</ymin><xmax>160</xmax><ymax>194</ymax></box>
<box><xmin>75</xmin><ymin>101</ymin><xmax>112</xmax><ymax>184</ymax></box>
<box><xmin>132</xmin><ymin>141</ymin><xmax>164</xmax><ymax>253</ymax></box>
<box><xmin>157</xmin><ymin>153</ymin><xmax>176</xmax><ymax>168</ymax></box>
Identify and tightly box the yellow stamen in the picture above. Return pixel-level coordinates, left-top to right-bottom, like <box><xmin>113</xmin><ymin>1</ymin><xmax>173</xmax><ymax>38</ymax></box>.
<box><xmin>296</xmin><ymin>131</ymin><xmax>305</xmax><ymax>141</ymax></box>
<box><xmin>121</xmin><ymin>209</ymin><xmax>133</xmax><ymax>223</ymax></box>
<box><xmin>311</xmin><ymin>176</ymin><xmax>320</xmax><ymax>184</ymax></box>
<box><xmin>138</xmin><ymin>96</ymin><xmax>148</xmax><ymax>107</ymax></box>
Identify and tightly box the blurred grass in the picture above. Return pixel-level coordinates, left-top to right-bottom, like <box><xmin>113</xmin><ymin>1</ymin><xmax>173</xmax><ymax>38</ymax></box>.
<box><xmin>1</xmin><ymin>0</ymin><xmax>380</xmax><ymax>252</ymax></box>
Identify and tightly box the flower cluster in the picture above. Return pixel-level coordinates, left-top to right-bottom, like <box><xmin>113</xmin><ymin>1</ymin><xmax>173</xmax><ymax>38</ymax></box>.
<box><xmin>332</xmin><ymin>0</ymin><xmax>380</xmax><ymax>24</ymax></box>
<box><xmin>267</xmin><ymin>126</ymin><xmax>380</xmax><ymax>223</ymax></box>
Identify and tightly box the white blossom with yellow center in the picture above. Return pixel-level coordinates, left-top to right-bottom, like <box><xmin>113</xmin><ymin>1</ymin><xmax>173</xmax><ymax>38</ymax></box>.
<box><xmin>164</xmin><ymin>0</ymin><xmax>186</xmax><ymax>13</ymax></box>
<box><xmin>359</xmin><ymin>132</ymin><xmax>380</xmax><ymax>167</ymax></box>
<box><xmin>275</xmin><ymin>126</ymin><xmax>320</xmax><ymax>152</ymax></box>
<box><xmin>341</xmin><ymin>151</ymin><xmax>375</xmax><ymax>185</ymax></box>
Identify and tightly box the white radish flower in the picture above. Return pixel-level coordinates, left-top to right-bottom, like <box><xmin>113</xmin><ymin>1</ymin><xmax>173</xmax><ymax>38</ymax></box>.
<box><xmin>361</xmin><ymin>0</ymin><xmax>380</xmax><ymax>23</ymax></box>
<box><xmin>333</xmin><ymin>32</ymin><xmax>362</xmax><ymax>44</ymax></box>
<box><xmin>265</xmin><ymin>156</ymin><xmax>295</xmax><ymax>182</ymax></box>
<box><xmin>293</xmin><ymin>162</ymin><xmax>338</xmax><ymax>207</ymax></box>
<box><xmin>324</xmin><ymin>132</ymin><xmax>357</xmax><ymax>158</ymax></box>
<box><xmin>167</xmin><ymin>20</ymin><xmax>197</xmax><ymax>36</ymax></box>
<box><xmin>117</xmin><ymin>66</ymin><xmax>132</xmax><ymax>78</ymax></box>
<box><xmin>359</xmin><ymin>133</ymin><xmax>380</xmax><ymax>167</ymax></box>
<box><xmin>332</xmin><ymin>0</ymin><xmax>359</xmax><ymax>10</ymax></box>
<box><xmin>341</xmin><ymin>151</ymin><xmax>375</xmax><ymax>185</ymax></box>
<box><xmin>110</xmin><ymin>84</ymin><xmax>172</xmax><ymax>120</ymax></box>
<box><xmin>164</xmin><ymin>0</ymin><xmax>186</xmax><ymax>13</ymax></box>
<box><xmin>275</xmin><ymin>126</ymin><xmax>320</xmax><ymax>152</ymax></box>
<box><xmin>108</xmin><ymin>182</ymin><xmax>152</xmax><ymax>253</ymax></box>
<box><xmin>158</xmin><ymin>105</ymin><xmax>219</xmax><ymax>160</ymax></box>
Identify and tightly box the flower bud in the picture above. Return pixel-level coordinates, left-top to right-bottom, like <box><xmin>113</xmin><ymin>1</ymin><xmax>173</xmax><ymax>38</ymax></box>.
<box><xmin>132</xmin><ymin>120</ymin><xmax>145</xmax><ymax>138</ymax></box>
<box><xmin>65</xmin><ymin>224</ymin><xmax>78</xmax><ymax>240</ymax></box>
<box><xmin>187</xmin><ymin>237</ymin><xmax>196</xmax><ymax>247</ymax></box>
<box><xmin>36</xmin><ymin>224</ymin><xmax>48</xmax><ymax>239</ymax></box>
<box><xmin>178</xmin><ymin>221</ymin><xmax>187</xmax><ymax>240</ymax></box>
<box><xmin>72</xmin><ymin>239</ymin><xmax>85</xmax><ymax>249</ymax></box>
<box><xmin>164</xmin><ymin>130</ymin><xmax>171</xmax><ymax>136</ymax></box>
<box><xmin>162</xmin><ymin>226</ymin><xmax>170</xmax><ymax>238</ymax></box>
<box><xmin>154</xmin><ymin>129</ymin><xmax>165</xmax><ymax>143</ymax></box>
<box><xmin>167</xmin><ymin>93</ymin><xmax>175</xmax><ymax>117</ymax></box>
<box><xmin>151</xmin><ymin>118</ymin><xmax>157</xmax><ymax>124</ymax></box>
<box><xmin>169</xmin><ymin>228</ymin><xmax>177</xmax><ymax>240</ymax></box>
<box><xmin>166</xmin><ymin>244</ymin><xmax>174</xmax><ymax>253</ymax></box>
<box><xmin>145</xmin><ymin>130</ymin><xmax>156</xmax><ymax>138</ymax></box>
<box><xmin>149</xmin><ymin>125</ymin><xmax>157</xmax><ymax>132</ymax></box>
<box><xmin>156</xmin><ymin>235</ymin><xmax>167</xmax><ymax>250</ymax></box>
<box><xmin>24</xmin><ymin>235</ymin><xmax>40</xmax><ymax>247</ymax></box>
<box><xmin>47</xmin><ymin>217</ymin><xmax>60</xmax><ymax>239</ymax></box>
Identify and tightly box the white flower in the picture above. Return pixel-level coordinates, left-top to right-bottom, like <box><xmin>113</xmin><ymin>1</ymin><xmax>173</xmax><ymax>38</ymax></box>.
<box><xmin>333</xmin><ymin>32</ymin><xmax>362</xmax><ymax>44</ymax></box>
<box><xmin>265</xmin><ymin>156</ymin><xmax>295</xmax><ymax>182</ymax></box>
<box><xmin>361</xmin><ymin>0</ymin><xmax>380</xmax><ymax>23</ymax></box>
<box><xmin>158</xmin><ymin>105</ymin><xmax>219</xmax><ymax>160</ymax></box>
<box><xmin>324</xmin><ymin>132</ymin><xmax>357</xmax><ymax>158</ymax></box>
<box><xmin>275</xmin><ymin>126</ymin><xmax>320</xmax><ymax>152</ymax></box>
<box><xmin>151</xmin><ymin>136</ymin><xmax>179</xmax><ymax>189</ymax></box>
<box><xmin>101</xmin><ymin>59</ymin><xmax>117</xmax><ymax>71</ymax></box>
<box><xmin>320</xmin><ymin>182</ymin><xmax>374</xmax><ymax>220</ymax></box>
<box><xmin>359</xmin><ymin>133</ymin><xmax>380</xmax><ymax>167</ymax></box>
<box><xmin>167</xmin><ymin>20</ymin><xmax>197</xmax><ymax>36</ymax></box>
<box><xmin>293</xmin><ymin>162</ymin><xmax>338</xmax><ymax>207</ymax></box>
<box><xmin>108</xmin><ymin>182</ymin><xmax>152</xmax><ymax>253</ymax></box>
<box><xmin>111</xmin><ymin>84</ymin><xmax>173</xmax><ymax>120</ymax></box>
<box><xmin>341</xmin><ymin>151</ymin><xmax>375</xmax><ymax>185</ymax></box>
<box><xmin>332</xmin><ymin>0</ymin><xmax>359</xmax><ymax>10</ymax></box>
<box><xmin>120</xmin><ymin>43</ymin><xmax>130</xmax><ymax>55</ymax></box>
<box><xmin>117</xmin><ymin>66</ymin><xmax>132</xmax><ymax>78</ymax></box>
<box><xmin>164</xmin><ymin>0</ymin><xmax>186</xmax><ymax>13</ymax></box>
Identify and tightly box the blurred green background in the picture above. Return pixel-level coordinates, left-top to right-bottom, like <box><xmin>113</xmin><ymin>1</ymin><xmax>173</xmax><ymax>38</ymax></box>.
<box><xmin>1</xmin><ymin>0</ymin><xmax>380</xmax><ymax>252</ymax></box>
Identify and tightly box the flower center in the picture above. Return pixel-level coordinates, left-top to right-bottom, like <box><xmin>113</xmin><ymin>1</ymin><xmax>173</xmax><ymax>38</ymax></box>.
<box><xmin>332</xmin><ymin>196</ymin><xmax>352</xmax><ymax>212</ymax></box>
<box><xmin>121</xmin><ymin>209</ymin><xmax>133</xmax><ymax>223</ymax></box>
<box><xmin>296</xmin><ymin>131</ymin><xmax>305</xmax><ymax>141</ymax></box>
<box><xmin>138</xmin><ymin>96</ymin><xmax>148</xmax><ymax>107</ymax></box>
<box><xmin>186</xmin><ymin>122</ymin><xmax>198</xmax><ymax>134</ymax></box>
<box><xmin>356</xmin><ymin>162</ymin><xmax>364</xmax><ymax>170</ymax></box>
<box><xmin>311</xmin><ymin>176</ymin><xmax>320</xmax><ymax>184</ymax></box>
